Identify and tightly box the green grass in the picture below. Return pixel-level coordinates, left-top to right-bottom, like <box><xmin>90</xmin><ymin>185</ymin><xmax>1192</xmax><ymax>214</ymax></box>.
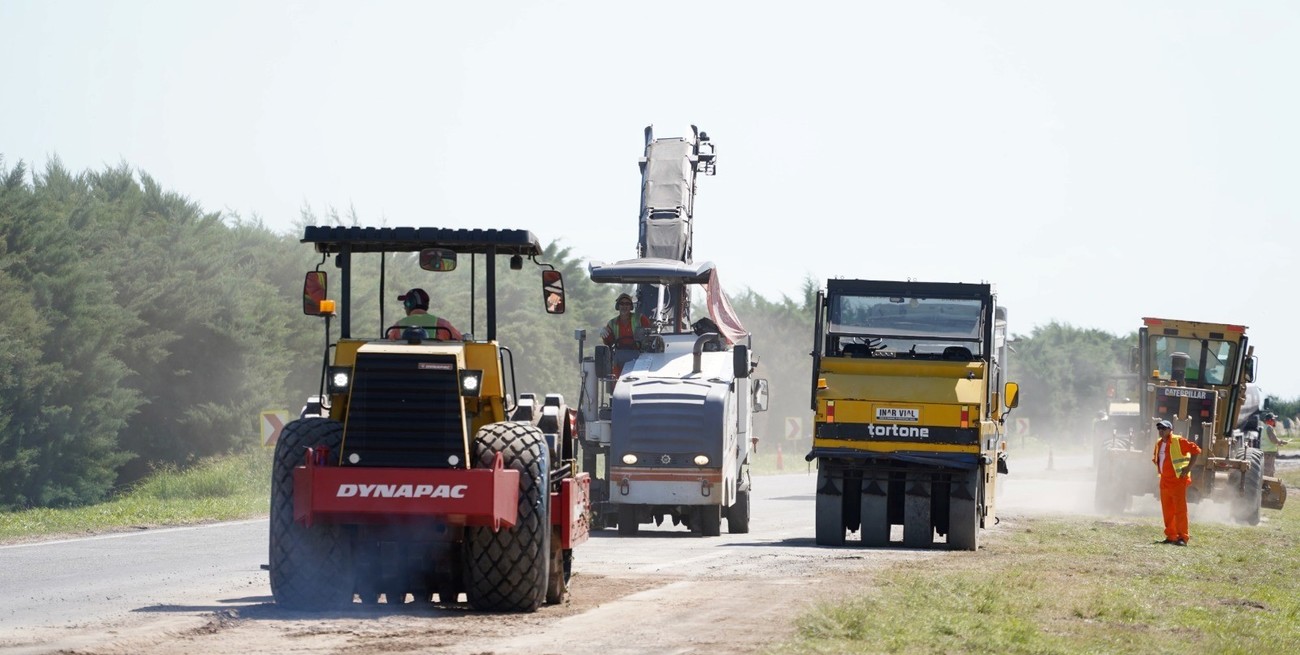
<box><xmin>0</xmin><ymin>449</ymin><xmax>271</xmax><ymax>543</ymax></box>
<box><xmin>774</xmin><ymin>471</ymin><xmax>1300</xmax><ymax>655</ymax></box>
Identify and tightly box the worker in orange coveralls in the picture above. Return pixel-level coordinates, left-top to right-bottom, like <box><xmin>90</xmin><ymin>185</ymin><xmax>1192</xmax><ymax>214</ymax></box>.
<box><xmin>1151</xmin><ymin>419</ymin><xmax>1201</xmax><ymax>546</ymax></box>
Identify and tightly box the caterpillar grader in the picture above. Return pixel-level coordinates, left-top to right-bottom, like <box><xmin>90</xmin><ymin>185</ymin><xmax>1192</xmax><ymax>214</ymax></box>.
<box><xmin>1093</xmin><ymin>317</ymin><xmax>1286</xmax><ymax>522</ymax></box>
<box><xmin>575</xmin><ymin>126</ymin><xmax>769</xmax><ymax>536</ymax></box>
<box><xmin>270</xmin><ymin>225</ymin><xmax>589</xmax><ymax>612</ymax></box>
<box><xmin>808</xmin><ymin>279</ymin><xmax>1019</xmax><ymax>550</ymax></box>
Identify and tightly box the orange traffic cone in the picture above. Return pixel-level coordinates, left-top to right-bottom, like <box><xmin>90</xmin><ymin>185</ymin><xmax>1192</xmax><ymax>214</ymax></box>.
<box><xmin>776</xmin><ymin>444</ymin><xmax>784</xmax><ymax>471</ymax></box>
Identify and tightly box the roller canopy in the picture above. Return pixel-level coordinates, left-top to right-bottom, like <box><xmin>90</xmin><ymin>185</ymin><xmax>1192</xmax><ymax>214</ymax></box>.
<box><xmin>588</xmin><ymin>258</ymin><xmax>716</xmax><ymax>285</ymax></box>
<box><xmin>302</xmin><ymin>225</ymin><xmax>542</xmax><ymax>256</ymax></box>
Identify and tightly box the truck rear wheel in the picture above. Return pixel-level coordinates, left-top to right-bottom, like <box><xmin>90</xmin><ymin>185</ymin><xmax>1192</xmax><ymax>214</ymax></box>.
<box><xmin>465</xmin><ymin>422</ymin><xmax>551</xmax><ymax>612</ymax></box>
<box><xmin>947</xmin><ymin>471</ymin><xmax>980</xmax><ymax>551</ymax></box>
<box><xmin>698</xmin><ymin>505</ymin><xmax>722</xmax><ymax>537</ymax></box>
<box><xmin>902</xmin><ymin>478</ymin><xmax>934</xmax><ymax>548</ymax></box>
<box><xmin>815</xmin><ymin>463</ymin><xmax>845</xmax><ymax>546</ymax></box>
<box><xmin>269</xmin><ymin>417</ymin><xmax>355</xmax><ymax>610</ymax></box>
<box><xmin>617</xmin><ymin>504</ymin><xmax>639</xmax><ymax>536</ymax></box>
<box><xmin>727</xmin><ymin>489</ymin><xmax>751</xmax><ymax>534</ymax></box>
<box><xmin>859</xmin><ymin>478</ymin><xmax>889</xmax><ymax>547</ymax></box>
<box><xmin>1232</xmin><ymin>448</ymin><xmax>1264</xmax><ymax>525</ymax></box>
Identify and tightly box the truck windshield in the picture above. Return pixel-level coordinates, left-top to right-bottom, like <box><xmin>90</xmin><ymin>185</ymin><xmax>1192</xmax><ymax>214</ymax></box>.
<box><xmin>1150</xmin><ymin>336</ymin><xmax>1237</xmax><ymax>385</ymax></box>
<box><xmin>829</xmin><ymin>294</ymin><xmax>984</xmax><ymax>356</ymax></box>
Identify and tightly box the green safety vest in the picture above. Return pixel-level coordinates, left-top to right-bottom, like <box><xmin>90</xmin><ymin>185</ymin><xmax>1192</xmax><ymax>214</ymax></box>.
<box><xmin>1261</xmin><ymin>425</ymin><xmax>1280</xmax><ymax>453</ymax></box>
<box><xmin>1158</xmin><ymin>435</ymin><xmax>1191</xmax><ymax>477</ymax></box>
<box><xmin>605</xmin><ymin>316</ymin><xmax>647</xmax><ymax>349</ymax></box>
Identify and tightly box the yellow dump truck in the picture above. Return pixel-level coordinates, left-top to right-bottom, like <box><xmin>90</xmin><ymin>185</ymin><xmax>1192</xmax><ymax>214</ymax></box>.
<box><xmin>808</xmin><ymin>279</ymin><xmax>1019</xmax><ymax>550</ymax></box>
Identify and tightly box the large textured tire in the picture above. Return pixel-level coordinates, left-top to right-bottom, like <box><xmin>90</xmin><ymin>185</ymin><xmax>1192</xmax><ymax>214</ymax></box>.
<box><xmin>269</xmin><ymin>417</ymin><xmax>354</xmax><ymax>610</ymax></box>
<box><xmin>727</xmin><ymin>489</ymin><xmax>751</xmax><ymax>534</ymax></box>
<box><xmin>1232</xmin><ymin>448</ymin><xmax>1264</xmax><ymax>525</ymax></box>
<box><xmin>465</xmin><ymin>422</ymin><xmax>551</xmax><ymax>612</ymax></box>
<box><xmin>815</xmin><ymin>463</ymin><xmax>845</xmax><ymax>546</ymax></box>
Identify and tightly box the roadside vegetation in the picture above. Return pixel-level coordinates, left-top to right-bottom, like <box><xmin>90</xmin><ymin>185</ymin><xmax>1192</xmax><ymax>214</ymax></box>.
<box><xmin>0</xmin><ymin>449</ymin><xmax>269</xmax><ymax>542</ymax></box>
<box><xmin>775</xmin><ymin>467</ymin><xmax>1300</xmax><ymax>655</ymax></box>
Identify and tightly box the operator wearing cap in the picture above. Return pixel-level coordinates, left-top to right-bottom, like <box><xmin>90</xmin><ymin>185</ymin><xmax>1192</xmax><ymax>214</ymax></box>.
<box><xmin>1260</xmin><ymin>413</ymin><xmax>1289</xmax><ymax>477</ymax></box>
<box><xmin>389</xmin><ymin>288</ymin><xmax>463</xmax><ymax>340</ymax></box>
<box><xmin>1151</xmin><ymin>419</ymin><xmax>1201</xmax><ymax>546</ymax></box>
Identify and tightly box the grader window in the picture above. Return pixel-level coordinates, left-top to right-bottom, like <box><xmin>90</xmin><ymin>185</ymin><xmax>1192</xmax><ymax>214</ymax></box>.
<box><xmin>1151</xmin><ymin>336</ymin><xmax>1237</xmax><ymax>385</ymax></box>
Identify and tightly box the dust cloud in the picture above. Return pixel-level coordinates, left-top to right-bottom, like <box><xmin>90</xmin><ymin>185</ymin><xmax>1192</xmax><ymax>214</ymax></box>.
<box><xmin>997</xmin><ymin>435</ymin><xmax>1259</xmax><ymax>528</ymax></box>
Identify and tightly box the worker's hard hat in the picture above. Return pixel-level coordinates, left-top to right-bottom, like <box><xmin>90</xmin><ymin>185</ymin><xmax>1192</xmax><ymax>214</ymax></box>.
<box><xmin>615</xmin><ymin>293</ymin><xmax>634</xmax><ymax>309</ymax></box>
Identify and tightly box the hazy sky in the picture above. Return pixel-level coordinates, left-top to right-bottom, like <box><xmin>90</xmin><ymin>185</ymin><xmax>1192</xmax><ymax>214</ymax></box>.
<box><xmin>3</xmin><ymin>1</ymin><xmax>1297</xmax><ymax>397</ymax></box>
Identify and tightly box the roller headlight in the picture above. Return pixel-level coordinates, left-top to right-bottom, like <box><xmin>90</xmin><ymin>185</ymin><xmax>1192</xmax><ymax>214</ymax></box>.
<box><xmin>622</xmin><ymin>453</ymin><xmax>638</xmax><ymax>465</ymax></box>
<box><xmin>327</xmin><ymin>367</ymin><xmax>351</xmax><ymax>393</ymax></box>
<box><xmin>693</xmin><ymin>455</ymin><xmax>710</xmax><ymax>466</ymax></box>
<box><xmin>459</xmin><ymin>369</ymin><xmax>483</xmax><ymax>397</ymax></box>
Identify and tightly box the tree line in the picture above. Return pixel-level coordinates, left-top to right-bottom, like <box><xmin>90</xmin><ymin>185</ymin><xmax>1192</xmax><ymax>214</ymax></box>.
<box><xmin>0</xmin><ymin>158</ymin><xmax>1291</xmax><ymax>510</ymax></box>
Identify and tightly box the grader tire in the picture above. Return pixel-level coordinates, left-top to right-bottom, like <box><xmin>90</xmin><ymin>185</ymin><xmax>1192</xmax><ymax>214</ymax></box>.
<box><xmin>269</xmin><ymin>418</ymin><xmax>355</xmax><ymax>610</ymax></box>
<box><xmin>1232</xmin><ymin>448</ymin><xmax>1264</xmax><ymax>526</ymax></box>
<box><xmin>465</xmin><ymin>422</ymin><xmax>551</xmax><ymax>612</ymax></box>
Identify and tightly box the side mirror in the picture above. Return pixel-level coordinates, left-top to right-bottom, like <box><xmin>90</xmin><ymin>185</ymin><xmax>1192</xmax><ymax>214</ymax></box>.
<box><xmin>733</xmin><ymin>344</ymin><xmax>750</xmax><ymax>379</ymax></box>
<box><xmin>542</xmin><ymin>269</ymin><xmax>566</xmax><ymax>314</ymax></box>
<box><xmin>1004</xmin><ymin>381</ymin><xmax>1020</xmax><ymax>409</ymax></box>
<box><xmin>1244</xmin><ymin>356</ymin><xmax>1257</xmax><ymax>383</ymax></box>
<box><xmin>419</xmin><ymin>248</ymin><xmax>457</xmax><ymax>272</ymax></box>
<box><xmin>752</xmin><ymin>378</ymin><xmax>769</xmax><ymax>412</ymax></box>
<box><xmin>302</xmin><ymin>271</ymin><xmax>329</xmax><ymax>315</ymax></box>
<box><xmin>1129</xmin><ymin>345</ymin><xmax>1139</xmax><ymax>373</ymax></box>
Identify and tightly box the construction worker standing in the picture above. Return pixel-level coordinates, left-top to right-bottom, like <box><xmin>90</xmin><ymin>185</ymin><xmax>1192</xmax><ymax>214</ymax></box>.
<box><xmin>1151</xmin><ymin>419</ymin><xmax>1201</xmax><ymax>546</ymax></box>
<box><xmin>1260</xmin><ymin>413</ymin><xmax>1288</xmax><ymax>477</ymax></box>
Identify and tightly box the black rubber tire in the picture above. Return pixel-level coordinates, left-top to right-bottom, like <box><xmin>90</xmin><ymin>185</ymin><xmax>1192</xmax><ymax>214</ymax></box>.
<box><xmin>465</xmin><ymin>422</ymin><xmax>551</xmax><ymax>612</ymax></box>
<box><xmin>1093</xmin><ymin>447</ymin><xmax>1130</xmax><ymax>515</ymax></box>
<box><xmin>815</xmin><ymin>463</ymin><xmax>845</xmax><ymax>546</ymax></box>
<box><xmin>545</xmin><ymin>529</ymin><xmax>572</xmax><ymax>605</ymax></box>
<box><xmin>617</xmin><ymin>504</ymin><xmax>639</xmax><ymax>536</ymax></box>
<box><xmin>859</xmin><ymin>477</ymin><xmax>890</xmax><ymax>547</ymax></box>
<box><xmin>728</xmin><ymin>489</ymin><xmax>751</xmax><ymax>534</ymax></box>
<box><xmin>1232</xmin><ymin>448</ymin><xmax>1264</xmax><ymax>525</ymax></box>
<box><xmin>699</xmin><ymin>505</ymin><xmax>722</xmax><ymax>537</ymax></box>
<box><xmin>269</xmin><ymin>417</ymin><xmax>355</xmax><ymax>610</ymax></box>
<box><xmin>947</xmin><ymin>471</ymin><xmax>980</xmax><ymax>551</ymax></box>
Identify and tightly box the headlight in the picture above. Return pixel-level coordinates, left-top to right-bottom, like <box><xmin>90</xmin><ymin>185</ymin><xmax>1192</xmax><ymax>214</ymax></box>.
<box><xmin>459</xmin><ymin>369</ymin><xmax>483</xmax><ymax>397</ymax></box>
<box><xmin>622</xmin><ymin>453</ymin><xmax>638</xmax><ymax>465</ymax></box>
<box><xmin>693</xmin><ymin>455</ymin><xmax>710</xmax><ymax>466</ymax></box>
<box><xmin>327</xmin><ymin>367</ymin><xmax>351</xmax><ymax>393</ymax></box>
